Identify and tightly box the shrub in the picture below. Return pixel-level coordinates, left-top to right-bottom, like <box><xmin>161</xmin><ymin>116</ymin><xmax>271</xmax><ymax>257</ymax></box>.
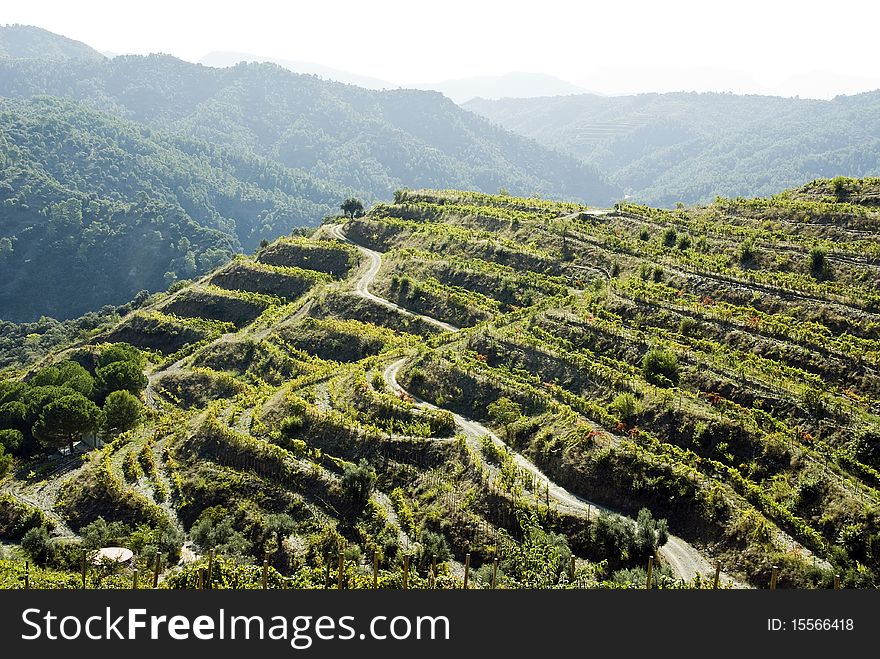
<box><xmin>739</xmin><ymin>240</ymin><xmax>757</xmax><ymax>265</ymax></box>
<box><xmin>609</xmin><ymin>393</ymin><xmax>644</xmax><ymax>421</ymax></box>
<box><xmin>809</xmin><ymin>247</ymin><xmax>832</xmax><ymax>280</ymax></box>
<box><xmin>678</xmin><ymin>316</ymin><xmax>699</xmax><ymax>337</ymax></box>
<box><xmin>190</xmin><ymin>507</ymin><xmax>253</xmax><ymax>558</ymax></box>
<box><xmin>341</xmin><ymin>460</ymin><xmax>377</xmax><ymax>511</ymax></box>
<box><xmin>81</xmin><ymin>517</ymin><xmax>131</xmax><ymax>549</ymax></box>
<box><xmin>413</xmin><ymin>529</ymin><xmax>451</xmax><ymax>572</ymax></box>
<box><xmin>662</xmin><ymin>227</ymin><xmax>677</xmax><ymax>247</ymax></box>
<box><xmin>642</xmin><ymin>348</ymin><xmax>680</xmax><ymax>387</ymax></box>
<box><xmin>21</xmin><ymin>526</ymin><xmax>53</xmax><ymax>565</ymax></box>
<box><xmin>0</xmin><ymin>444</ymin><xmax>10</xmax><ymax>476</ymax></box>
<box><xmin>0</xmin><ymin>428</ymin><xmax>24</xmax><ymax>454</ymax></box>
<box><xmin>480</xmin><ymin>435</ymin><xmax>505</xmax><ymax>464</ymax></box>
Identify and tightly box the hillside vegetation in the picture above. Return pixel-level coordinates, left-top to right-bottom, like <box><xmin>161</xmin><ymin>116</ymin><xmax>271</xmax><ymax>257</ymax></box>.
<box><xmin>0</xmin><ymin>96</ymin><xmax>343</xmax><ymax>322</ymax></box>
<box><xmin>466</xmin><ymin>92</ymin><xmax>880</xmax><ymax>206</ymax></box>
<box><xmin>0</xmin><ymin>31</ymin><xmax>616</xmax><ymax>323</ymax></box>
<box><xmin>0</xmin><ymin>25</ymin><xmax>104</xmax><ymax>61</ymax></box>
<box><xmin>2</xmin><ymin>181</ymin><xmax>880</xmax><ymax>590</ymax></box>
<box><xmin>0</xmin><ymin>53</ymin><xmax>615</xmax><ymax>205</ymax></box>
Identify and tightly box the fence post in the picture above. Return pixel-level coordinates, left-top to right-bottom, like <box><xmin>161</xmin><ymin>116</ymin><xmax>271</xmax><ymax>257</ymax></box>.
<box><xmin>337</xmin><ymin>552</ymin><xmax>345</xmax><ymax>590</ymax></box>
<box><xmin>431</xmin><ymin>555</ymin><xmax>437</xmax><ymax>588</ymax></box>
<box><xmin>569</xmin><ymin>555</ymin><xmax>576</xmax><ymax>583</ymax></box>
<box><xmin>713</xmin><ymin>562</ymin><xmax>721</xmax><ymax>590</ymax></box>
<box><xmin>834</xmin><ymin>574</ymin><xmax>841</xmax><ymax>590</ymax></box>
<box><xmin>206</xmin><ymin>549</ymin><xmax>214</xmax><ymax>589</ymax></box>
<box><xmin>463</xmin><ymin>553</ymin><xmax>470</xmax><ymax>589</ymax></box>
<box><xmin>403</xmin><ymin>555</ymin><xmax>410</xmax><ymax>590</ymax></box>
<box><xmin>491</xmin><ymin>557</ymin><xmax>498</xmax><ymax>589</ymax></box>
<box><xmin>81</xmin><ymin>549</ymin><xmax>88</xmax><ymax>589</ymax></box>
<box><xmin>324</xmin><ymin>553</ymin><xmax>331</xmax><ymax>589</ymax></box>
<box><xmin>198</xmin><ymin>568</ymin><xmax>205</xmax><ymax>590</ymax></box>
<box><xmin>646</xmin><ymin>556</ymin><xmax>654</xmax><ymax>590</ymax></box>
<box><xmin>24</xmin><ymin>561</ymin><xmax>30</xmax><ymax>590</ymax></box>
<box><xmin>152</xmin><ymin>551</ymin><xmax>161</xmax><ymax>588</ymax></box>
<box><xmin>262</xmin><ymin>559</ymin><xmax>269</xmax><ymax>589</ymax></box>
<box><xmin>373</xmin><ymin>550</ymin><xmax>379</xmax><ymax>589</ymax></box>
<box><xmin>770</xmin><ymin>565</ymin><xmax>779</xmax><ymax>590</ymax></box>
<box><xmin>132</xmin><ymin>568</ymin><xmax>138</xmax><ymax>590</ymax></box>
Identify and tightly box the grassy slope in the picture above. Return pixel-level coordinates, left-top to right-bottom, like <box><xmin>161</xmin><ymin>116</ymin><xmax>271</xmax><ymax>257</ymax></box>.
<box><xmin>3</xmin><ymin>180</ymin><xmax>880</xmax><ymax>589</ymax></box>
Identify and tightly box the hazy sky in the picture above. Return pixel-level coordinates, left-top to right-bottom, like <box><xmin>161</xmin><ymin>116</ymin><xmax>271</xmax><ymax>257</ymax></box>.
<box><xmin>4</xmin><ymin>0</ymin><xmax>880</xmax><ymax>98</ymax></box>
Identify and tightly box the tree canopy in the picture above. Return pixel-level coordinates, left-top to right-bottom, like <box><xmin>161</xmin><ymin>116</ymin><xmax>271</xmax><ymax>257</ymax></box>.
<box><xmin>32</xmin><ymin>393</ymin><xmax>103</xmax><ymax>454</ymax></box>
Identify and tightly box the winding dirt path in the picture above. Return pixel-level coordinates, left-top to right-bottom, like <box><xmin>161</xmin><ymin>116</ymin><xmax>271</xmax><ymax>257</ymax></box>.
<box><xmin>325</xmin><ymin>224</ymin><xmax>458</xmax><ymax>332</ymax></box>
<box><xmin>328</xmin><ymin>221</ymin><xmax>747</xmax><ymax>587</ymax></box>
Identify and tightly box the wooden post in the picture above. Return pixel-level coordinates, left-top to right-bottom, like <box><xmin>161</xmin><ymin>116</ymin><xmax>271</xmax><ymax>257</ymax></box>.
<box><xmin>337</xmin><ymin>552</ymin><xmax>345</xmax><ymax>590</ymax></box>
<box><xmin>463</xmin><ymin>553</ymin><xmax>470</xmax><ymax>589</ymax></box>
<box><xmin>646</xmin><ymin>556</ymin><xmax>654</xmax><ymax>590</ymax></box>
<box><xmin>431</xmin><ymin>554</ymin><xmax>437</xmax><ymax>588</ymax></box>
<box><xmin>261</xmin><ymin>559</ymin><xmax>269</xmax><ymax>589</ymax></box>
<box><xmin>834</xmin><ymin>574</ymin><xmax>841</xmax><ymax>590</ymax></box>
<box><xmin>24</xmin><ymin>561</ymin><xmax>29</xmax><ymax>590</ymax></box>
<box><xmin>491</xmin><ymin>557</ymin><xmax>498</xmax><ymax>589</ymax></box>
<box><xmin>569</xmin><ymin>555</ymin><xmax>576</xmax><ymax>583</ymax></box>
<box><xmin>712</xmin><ymin>562</ymin><xmax>721</xmax><ymax>590</ymax></box>
<box><xmin>206</xmin><ymin>549</ymin><xmax>214</xmax><ymax>589</ymax></box>
<box><xmin>324</xmin><ymin>553</ymin><xmax>331</xmax><ymax>589</ymax></box>
<box><xmin>373</xmin><ymin>550</ymin><xmax>379</xmax><ymax>589</ymax></box>
<box><xmin>197</xmin><ymin>568</ymin><xmax>204</xmax><ymax>590</ymax></box>
<box><xmin>152</xmin><ymin>552</ymin><xmax>161</xmax><ymax>588</ymax></box>
<box><xmin>770</xmin><ymin>565</ymin><xmax>779</xmax><ymax>590</ymax></box>
<box><xmin>132</xmin><ymin>568</ymin><xmax>138</xmax><ymax>590</ymax></box>
<box><xmin>81</xmin><ymin>549</ymin><xmax>88</xmax><ymax>589</ymax></box>
<box><xmin>403</xmin><ymin>555</ymin><xmax>410</xmax><ymax>590</ymax></box>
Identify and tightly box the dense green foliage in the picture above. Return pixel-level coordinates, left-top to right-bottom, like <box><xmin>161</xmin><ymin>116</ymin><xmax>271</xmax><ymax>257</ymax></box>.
<box><xmin>0</xmin><ymin>344</ymin><xmax>147</xmax><ymax>456</ymax></box>
<box><xmin>0</xmin><ymin>96</ymin><xmax>342</xmax><ymax>321</ymax></box>
<box><xmin>466</xmin><ymin>92</ymin><xmax>880</xmax><ymax>206</ymax></box>
<box><xmin>5</xmin><ymin>182</ymin><xmax>880</xmax><ymax>590</ymax></box>
<box><xmin>0</xmin><ymin>52</ymin><xmax>616</xmax><ymax>205</ymax></box>
<box><xmin>0</xmin><ymin>28</ymin><xmax>616</xmax><ymax>324</ymax></box>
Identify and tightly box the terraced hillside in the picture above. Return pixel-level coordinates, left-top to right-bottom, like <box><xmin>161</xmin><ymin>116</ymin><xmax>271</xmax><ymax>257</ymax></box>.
<box><xmin>3</xmin><ymin>180</ymin><xmax>880</xmax><ymax>589</ymax></box>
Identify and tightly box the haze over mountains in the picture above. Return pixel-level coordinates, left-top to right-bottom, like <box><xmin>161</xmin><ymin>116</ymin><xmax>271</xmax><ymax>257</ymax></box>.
<box><xmin>198</xmin><ymin>51</ymin><xmax>395</xmax><ymax>91</ymax></box>
<box><xmin>0</xmin><ymin>23</ymin><xmax>103</xmax><ymax>61</ymax></box>
<box><xmin>466</xmin><ymin>91</ymin><xmax>880</xmax><ymax>206</ymax></box>
<box><xmin>1</xmin><ymin>24</ymin><xmax>879</xmax><ymax>323</ymax></box>
<box><xmin>0</xmin><ymin>25</ymin><xmax>613</xmax><ymax>322</ymax></box>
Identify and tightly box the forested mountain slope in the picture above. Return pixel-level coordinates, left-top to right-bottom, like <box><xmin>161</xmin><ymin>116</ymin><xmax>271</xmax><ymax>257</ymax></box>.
<box><xmin>2</xmin><ymin>181</ymin><xmax>879</xmax><ymax>590</ymax></box>
<box><xmin>0</xmin><ymin>24</ymin><xmax>104</xmax><ymax>61</ymax></box>
<box><xmin>0</xmin><ymin>96</ymin><xmax>343</xmax><ymax>322</ymax></box>
<box><xmin>0</xmin><ymin>50</ymin><xmax>617</xmax><ymax>205</ymax></box>
<box><xmin>0</xmin><ymin>28</ymin><xmax>617</xmax><ymax>323</ymax></box>
<box><xmin>465</xmin><ymin>92</ymin><xmax>880</xmax><ymax>206</ymax></box>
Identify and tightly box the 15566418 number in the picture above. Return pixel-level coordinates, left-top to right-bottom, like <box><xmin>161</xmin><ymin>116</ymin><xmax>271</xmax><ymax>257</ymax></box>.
<box><xmin>790</xmin><ymin>619</ymin><xmax>854</xmax><ymax>631</ymax></box>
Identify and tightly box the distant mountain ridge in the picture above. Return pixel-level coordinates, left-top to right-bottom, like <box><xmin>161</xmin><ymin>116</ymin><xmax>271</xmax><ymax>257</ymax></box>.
<box><xmin>199</xmin><ymin>50</ymin><xmax>395</xmax><ymax>90</ymax></box>
<box><xmin>466</xmin><ymin>91</ymin><xmax>880</xmax><ymax>206</ymax></box>
<box><xmin>409</xmin><ymin>71</ymin><xmax>591</xmax><ymax>104</ymax></box>
<box><xmin>0</xmin><ymin>24</ymin><xmax>104</xmax><ymax>61</ymax></box>
<box><xmin>0</xmin><ymin>51</ymin><xmax>617</xmax><ymax>206</ymax></box>
<box><xmin>0</xmin><ymin>26</ymin><xmax>617</xmax><ymax>323</ymax></box>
